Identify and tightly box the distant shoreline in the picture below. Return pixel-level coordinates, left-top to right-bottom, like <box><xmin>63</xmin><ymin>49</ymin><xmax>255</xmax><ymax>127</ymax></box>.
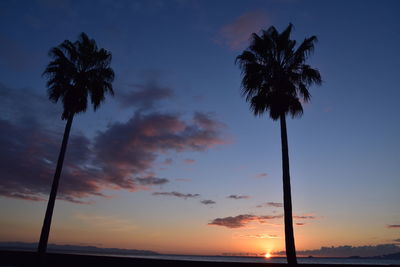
<box><xmin>1</xmin><ymin>242</ymin><xmax>400</xmax><ymax>260</ymax></box>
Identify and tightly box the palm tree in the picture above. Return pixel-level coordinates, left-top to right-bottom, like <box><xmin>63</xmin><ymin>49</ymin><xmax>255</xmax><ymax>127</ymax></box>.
<box><xmin>236</xmin><ymin>24</ymin><xmax>321</xmax><ymax>264</ymax></box>
<box><xmin>38</xmin><ymin>32</ymin><xmax>114</xmax><ymax>255</ymax></box>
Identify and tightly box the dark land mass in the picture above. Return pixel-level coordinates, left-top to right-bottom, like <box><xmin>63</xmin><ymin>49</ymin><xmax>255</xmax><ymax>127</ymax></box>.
<box><xmin>1</xmin><ymin>250</ymin><xmax>400</xmax><ymax>267</ymax></box>
<box><xmin>369</xmin><ymin>252</ymin><xmax>400</xmax><ymax>260</ymax></box>
<box><xmin>0</xmin><ymin>242</ymin><xmax>158</xmax><ymax>256</ymax></box>
<box><xmin>302</xmin><ymin>252</ymin><xmax>400</xmax><ymax>260</ymax></box>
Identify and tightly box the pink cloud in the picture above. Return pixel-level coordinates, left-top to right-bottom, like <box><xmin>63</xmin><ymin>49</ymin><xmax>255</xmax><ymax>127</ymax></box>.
<box><xmin>208</xmin><ymin>214</ymin><xmax>282</xmax><ymax>228</ymax></box>
<box><xmin>193</xmin><ymin>112</ymin><xmax>224</xmax><ymax>130</ymax></box>
<box><xmin>227</xmin><ymin>194</ymin><xmax>250</xmax><ymax>200</ymax></box>
<box><xmin>0</xmin><ymin>110</ymin><xmax>226</xmax><ymax>203</ymax></box>
<box><xmin>208</xmin><ymin>212</ymin><xmax>318</xmax><ymax>229</ymax></box>
<box><xmin>256</xmin><ymin>202</ymin><xmax>283</xmax><ymax>208</ymax></box>
<box><xmin>293</xmin><ymin>214</ymin><xmax>317</xmax><ymax>220</ymax></box>
<box><xmin>217</xmin><ymin>11</ymin><xmax>269</xmax><ymax>50</ymax></box>
<box><xmin>152</xmin><ymin>191</ymin><xmax>200</xmax><ymax>199</ymax></box>
<box><xmin>200</xmin><ymin>199</ymin><xmax>216</xmax><ymax>205</ymax></box>
<box><xmin>94</xmin><ymin>112</ymin><xmax>227</xmax><ymax>184</ymax></box>
<box><xmin>162</xmin><ymin>158</ymin><xmax>173</xmax><ymax>165</ymax></box>
<box><xmin>255</xmin><ymin>173</ymin><xmax>268</xmax><ymax>178</ymax></box>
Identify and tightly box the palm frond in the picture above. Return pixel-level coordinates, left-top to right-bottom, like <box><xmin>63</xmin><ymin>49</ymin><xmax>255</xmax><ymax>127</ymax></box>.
<box><xmin>297</xmin><ymin>82</ymin><xmax>311</xmax><ymax>103</ymax></box>
<box><xmin>44</xmin><ymin>32</ymin><xmax>115</xmax><ymax>120</ymax></box>
<box><xmin>300</xmin><ymin>64</ymin><xmax>321</xmax><ymax>86</ymax></box>
<box><xmin>289</xmin><ymin>36</ymin><xmax>317</xmax><ymax>67</ymax></box>
<box><xmin>288</xmin><ymin>97</ymin><xmax>303</xmax><ymax>118</ymax></box>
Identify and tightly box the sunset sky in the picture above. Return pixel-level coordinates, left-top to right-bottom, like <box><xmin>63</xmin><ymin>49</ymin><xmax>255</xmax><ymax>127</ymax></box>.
<box><xmin>0</xmin><ymin>0</ymin><xmax>399</xmax><ymax>257</ymax></box>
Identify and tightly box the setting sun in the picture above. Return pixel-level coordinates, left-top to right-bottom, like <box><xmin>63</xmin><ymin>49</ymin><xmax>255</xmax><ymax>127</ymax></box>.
<box><xmin>264</xmin><ymin>252</ymin><xmax>272</xmax><ymax>259</ymax></box>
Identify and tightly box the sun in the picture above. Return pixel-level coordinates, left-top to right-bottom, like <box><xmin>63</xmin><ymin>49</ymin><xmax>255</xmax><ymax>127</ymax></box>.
<box><xmin>264</xmin><ymin>252</ymin><xmax>272</xmax><ymax>259</ymax></box>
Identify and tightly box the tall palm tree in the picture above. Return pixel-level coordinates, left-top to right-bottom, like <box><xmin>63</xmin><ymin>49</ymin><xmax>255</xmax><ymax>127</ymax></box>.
<box><xmin>236</xmin><ymin>24</ymin><xmax>321</xmax><ymax>264</ymax></box>
<box><xmin>38</xmin><ymin>33</ymin><xmax>114</xmax><ymax>255</ymax></box>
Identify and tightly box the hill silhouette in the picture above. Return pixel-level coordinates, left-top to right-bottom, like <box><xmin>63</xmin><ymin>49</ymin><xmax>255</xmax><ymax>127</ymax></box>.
<box><xmin>0</xmin><ymin>242</ymin><xmax>158</xmax><ymax>256</ymax></box>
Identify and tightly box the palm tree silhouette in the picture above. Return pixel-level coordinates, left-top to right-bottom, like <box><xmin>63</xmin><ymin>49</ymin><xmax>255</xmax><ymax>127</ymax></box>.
<box><xmin>38</xmin><ymin>33</ymin><xmax>114</xmax><ymax>255</ymax></box>
<box><xmin>236</xmin><ymin>24</ymin><xmax>321</xmax><ymax>264</ymax></box>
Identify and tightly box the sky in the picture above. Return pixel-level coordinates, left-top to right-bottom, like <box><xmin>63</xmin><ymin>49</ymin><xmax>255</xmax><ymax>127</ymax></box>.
<box><xmin>0</xmin><ymin>0</ymin><xmax>399</xmax><ymax>257</ymax></box>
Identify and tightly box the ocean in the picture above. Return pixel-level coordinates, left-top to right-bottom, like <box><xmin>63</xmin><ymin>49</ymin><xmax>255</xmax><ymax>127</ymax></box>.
<box><xmin>86</xmin><ymin>253</ymin><xmax>400</xmax><ymax>265</ymax></box>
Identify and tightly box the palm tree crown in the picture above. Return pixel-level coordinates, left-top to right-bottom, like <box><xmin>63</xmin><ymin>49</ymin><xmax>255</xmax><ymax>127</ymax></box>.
<box><xmin>236</xmin><ymin>23</ymin><xmax>321</xmax><ymax>120</ymax></box>
<box><xmin>43</xmin><ymin>32</ymin><xmax>114</xmax><ymax>120</ymax></box>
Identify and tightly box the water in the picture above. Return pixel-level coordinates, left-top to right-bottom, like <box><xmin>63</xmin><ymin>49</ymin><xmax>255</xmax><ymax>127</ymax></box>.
<box><xmin>84</xmin><ymin>253</ymin><xmax>400</xmax><ymax>265</ymax></box>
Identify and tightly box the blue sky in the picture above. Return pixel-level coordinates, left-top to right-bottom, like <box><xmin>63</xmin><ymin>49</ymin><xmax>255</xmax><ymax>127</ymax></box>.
<box><xmin>0</xmin><ymin>0</ymin><xmax>399</xmax><ymax>256</ymax></box>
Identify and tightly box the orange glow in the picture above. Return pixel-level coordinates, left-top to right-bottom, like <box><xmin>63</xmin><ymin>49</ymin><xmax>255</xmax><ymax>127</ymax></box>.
<box><xmin>264</xmin><ymin>252</ymin><xmax>272</xmax><ymax>258</ymax></box>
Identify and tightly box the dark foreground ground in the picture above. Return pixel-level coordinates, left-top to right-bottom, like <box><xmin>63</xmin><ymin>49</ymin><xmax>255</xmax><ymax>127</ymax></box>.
<box><xmin>1</xmin><ymin>250</ymin><xmax>399</xmax><ymax>267</ymax></box>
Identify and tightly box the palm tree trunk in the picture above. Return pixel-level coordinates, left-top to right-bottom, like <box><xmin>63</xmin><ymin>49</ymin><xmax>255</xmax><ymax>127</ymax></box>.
<box><xmin>279</xmin><ymin>114</ymin><xmax>297</xmax><ymax>264</ymax></box>
<box><xmin>38</xmin><ymin>114</ymin><xmax>74</xmax><ymax>256</ymax></box>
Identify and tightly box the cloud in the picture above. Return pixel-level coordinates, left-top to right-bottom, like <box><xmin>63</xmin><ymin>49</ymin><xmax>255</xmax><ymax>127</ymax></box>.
<box><xmin>208</xmin><ymin>214</ymin><xmax>282</xmax><ymax>229</ymax></box>
<box><xmin>293</xmin><ymin>214</ymin><xmax>317</xmax><ymax>220</ymax></box>
<box><xmin>200</xmin><ymin>200</ymin><xmax>216</xmax><ymax>205</ymax></box>
<box><xmin>152</xmin><ymin>191</ymin><xmax>200</xmax><ymax>199</ymax></box>
<box><xmin>255</xmin><ymin>173</ymin><xmax>268</xmax><ymax>178</ymax></box>
<box><xmin>217</xmin><ymin>11</ymin><xmax>269</xmax><ymax>50</ymax></box>
<box><xmin>208</xmin><ymin>215</ymin><xmax>255</xmax><ymax>228</ymax></box>
<box><xmin>193</xmin><ymin>112</ymin><xmax>223</xmax><ymax>130</ymax></box>
<box><xmin>387</xmin><ymin>225</ymin><xmax>400</xmax><ymax>229</ymax></box>
<box><xmin>273</xmin><ymin>244</ymin><xmax>400</xmax><ymax>258</ymax></box>
<box><xmin>0</xmin><ymin>117</ymin><xmax>104</xmax><ymax>202</ymax></box>
<box><xmin>393</xmin><ymin>239</ymin><xmax>400</xmax><ymax>243</ymax></box>
<box><xmin>134</xmin><ymin>176</ymin><xmax>169</xmax><ymax>186</ymax></box>
<box><xmin>208</xmin><ymin>212</ymin><xmax>317</xmax><ymax>229</ymax></box>
<box><xmin>0</xmin><ymin>83</ymin><xmax>227</xmax><ymax>203</ymax></box>
<box><xmin>0</xmin><ymin>191</ymin><xmax>45</xmax><ymax>202</ymax></box>
<box><xmin>92</xmin><ymin>111</ymin><xmax>226</xmax><ymax>190</ymax></box>
<box><xmin>183</xmin><ymin>159</ymin><xmax>196</xmax><ymax>164</ymax></box>
<box><xmin>162</xmin><ymin>158</ymin><xmax>173</xmax><ymax>165</ymax></box>
<box><xmin>293</xmin><ymin>214</ymin><xmax>318</xmax><ymax>220</ymax></box>
<box><xmin>227</xmin><ymin>195</ymin><xmax>250</xmax><ymax>200</ymax></box>
<box><xmin>292</xmin><ymin>214</ymin><xmax>317</xmax><ymax>226</ymax></box>
<box><xmin>256</xmin><ymin>202</ymin><xmax>283</xmax><ymax>208</ymax></box>
<box><xmin>236</xmin><ymin>234</ymin><xmax>279</xmax><ymax>239</ymax></box>
<box><xmin>117</xmin><ymin>80</ymin><xmax>174</xmax><ymax>110</ymax></box>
